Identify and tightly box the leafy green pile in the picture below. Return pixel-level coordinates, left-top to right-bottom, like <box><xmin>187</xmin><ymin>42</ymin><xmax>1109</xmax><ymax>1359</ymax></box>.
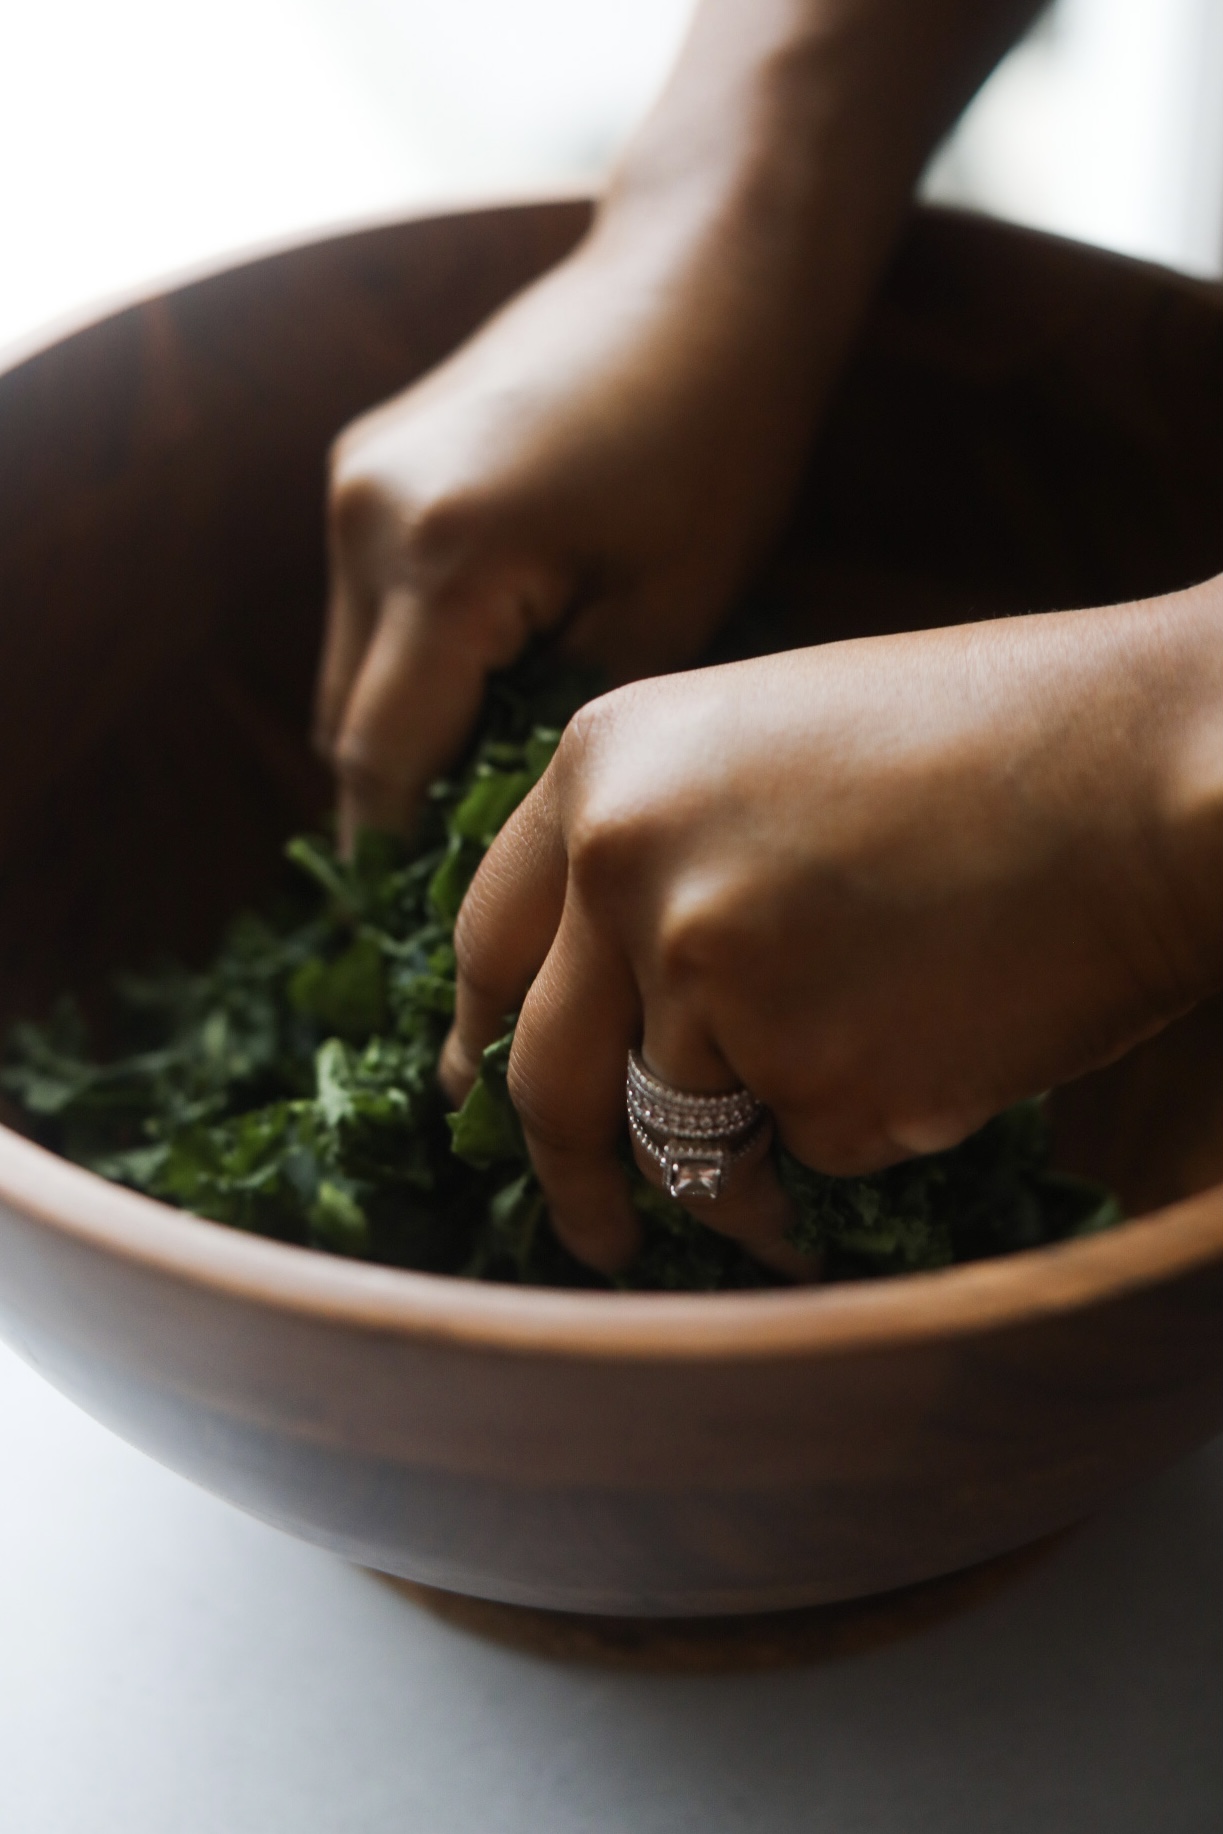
<box><xmin>2</xmin><ymin>663</ymin><xmax>1121</xmax><ymax>1290</ymax></box>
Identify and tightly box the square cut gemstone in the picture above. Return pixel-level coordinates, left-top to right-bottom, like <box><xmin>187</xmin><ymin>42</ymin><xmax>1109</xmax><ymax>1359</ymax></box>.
<box><xmin>664</xmin><ymin>1142</ymin><xmax>728</xmax><ymax>1200</ymax></box>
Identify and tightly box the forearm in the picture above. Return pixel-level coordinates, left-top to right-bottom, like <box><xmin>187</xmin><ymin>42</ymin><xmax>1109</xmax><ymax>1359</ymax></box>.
<box><xmin>1141</xmin><ymin>573</ymin><xmax>1223</xmax><ymax>992</ymax></box>
<box><xmin>593</xmin><ymin>0</ymin><xmax>1046</xmax><ymax>401</ymax></box>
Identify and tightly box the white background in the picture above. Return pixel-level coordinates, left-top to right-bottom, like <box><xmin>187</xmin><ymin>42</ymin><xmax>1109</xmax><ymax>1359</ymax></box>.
<box><xmin>1</xmin><ymin>1340</ymin><xmax>1221</xmax><ymax>1833</ymax></box>
<box><xmin>0</xmin><ymin>0</ymin><xmax>1221</xmax><ymax>358</ymax></box>
<box><xmin>2</xmin><ymin>6</ymin><xmax>1223</xmax><ymax>1826</ymax></box>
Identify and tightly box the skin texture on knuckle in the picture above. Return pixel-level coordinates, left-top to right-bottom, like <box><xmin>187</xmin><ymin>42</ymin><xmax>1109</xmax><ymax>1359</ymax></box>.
<box><xmin>399</xmin><ymin>490</ymin><xmax>492</xmax><ymax>580</ymax></box>
<box><xmin>505</xmin><ymin>942</ymin><xmax>633</xmax><ymax>1159</ymax></box>
<box><xmin>329</xmin><ymin>419</ymin><xmax>491</xmax><ymax>591</ymax></box>
<box><xmin>456</xmin><ymin>780</ymin><xmax>567</xmax><ymax>963</ymax></box>
<box><xmin>450</xmin><ymin>894</ymin><xmax>490</xmax><ymax>995</ymax></box>
<box><xmin>327</xmin><ymin>460</ymin><xmax>392</xmax><ymax>557</ymax></box>
<box><xmin>564</xmin><ymin>802</ymin><xmax>648</xmax><ymax>916</ymax></box>
<box><xmin>558</xmin><ymin>689</ymin><xmax>678</xmax><ymax>907</ymax></box>
<box><xmin>504</xmin><ymin>1053</ymin><xmax>594</xmax><ymax>1156</ymax></box>
<box><xmin>449</xmin><ymin>881</ymin><xmax>526</xmax><ymax>1017</ymax></box>
<box><xmin>553</xmin><ymin>691</ymin><xmax>615</xmax><ymax>777</ymax></box>
<box><xmin>649</xmin><ymin>876</ymin><xmax>744</xmax><ymax>994</ymax></box>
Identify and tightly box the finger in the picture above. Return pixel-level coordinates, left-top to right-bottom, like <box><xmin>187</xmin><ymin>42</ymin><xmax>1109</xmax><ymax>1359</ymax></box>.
<box><xmin>508</xmin><ymin>901</ymin><xmax>641</xmax><ymax>1276</ymax></box>
<box><xmin>557</xmin><ymin>580</ymin><xmax>707</xmax><ymax>686</ymax></box>
<box><xmin>439</xmin><ymin>774</ymin><xmax>567</xmax><ymax>1104</ymax></box>
<box><xmin>769</xmin><ymin>1087</ymin><xmax>955</xmax><ymax>1179</ymax></box>
<box><xmin>314</xmin><ymin>572</ymin><xmax>378</xmax><ymax>758</ymax></box>
<box><xmin>335</xmin><ymin>585</ymin><xmax>500</xmax><ymax>849</ymax></box>
<box><xmin>335</xmin><ymin>551</ymin><xmax>577</xmax><ymax>850</ymax></box>
<box><xmin>634</xmin><ymin>1021</ymin><xmax>817</xmax><ymax>1283</ymax></box>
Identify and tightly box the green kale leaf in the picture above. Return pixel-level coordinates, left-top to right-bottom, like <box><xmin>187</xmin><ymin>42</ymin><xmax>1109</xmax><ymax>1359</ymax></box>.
<box><xmin>2</xmin><ymin>658</ymin><xmax>1123</xmax><ymax>1289</ymax></box>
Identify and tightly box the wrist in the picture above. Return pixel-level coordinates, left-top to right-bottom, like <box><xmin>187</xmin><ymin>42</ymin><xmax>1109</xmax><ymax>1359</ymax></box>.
<box><xmin>591</xmin><ymin>0</ymin><xmax>1044</xmax><ymax>411</ymax></box>
<box><xmin>593</xmin><ymin>12</ymin><xmax>894</xmax><ymax>374</ymax></box>
<box><xmin>1149</xmin><ymin>576</ymin><xmax>1223</xmax><ymax>994</ymax></box>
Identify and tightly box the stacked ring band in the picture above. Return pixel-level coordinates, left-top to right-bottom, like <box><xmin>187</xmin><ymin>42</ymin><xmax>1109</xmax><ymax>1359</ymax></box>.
<box><xmin>625</xmin><ymin>1049</ymin><xmax>768</xmax><ymax>1201</ymax></box>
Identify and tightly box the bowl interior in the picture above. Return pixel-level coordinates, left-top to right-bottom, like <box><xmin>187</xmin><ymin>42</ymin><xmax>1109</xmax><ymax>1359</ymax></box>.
<box><xmin>2</xmin><ymin>201</ymin><xmax>1223</xmax><ymax>1224</ymax></box>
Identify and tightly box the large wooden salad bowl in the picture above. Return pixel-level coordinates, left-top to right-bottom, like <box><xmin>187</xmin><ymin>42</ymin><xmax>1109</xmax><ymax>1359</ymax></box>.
<box><xmin>1</xmin><ymin>202</ymin><xmax>1222</xmax><ymax>1616</ymax></box>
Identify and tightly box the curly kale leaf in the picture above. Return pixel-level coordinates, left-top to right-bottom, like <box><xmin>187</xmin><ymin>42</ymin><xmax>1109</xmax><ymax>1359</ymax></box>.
<box><xmin>3</xmin><ymin>658</ymin><xmax>1123</xmax><ymax>1288</ymax></box>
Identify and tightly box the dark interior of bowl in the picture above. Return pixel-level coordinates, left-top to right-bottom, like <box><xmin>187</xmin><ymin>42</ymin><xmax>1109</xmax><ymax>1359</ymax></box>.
<box><xmin>2</xmin><ymin>201</ymin><xmax>1223</xmax><ymax>1222</ymax></box>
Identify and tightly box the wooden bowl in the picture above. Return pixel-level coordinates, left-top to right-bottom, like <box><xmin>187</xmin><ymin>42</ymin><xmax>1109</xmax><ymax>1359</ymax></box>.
<box><xmin>1</xmin><ymin>201</ymin><xmax>1223</xmax><ymax>1617</ymax></box>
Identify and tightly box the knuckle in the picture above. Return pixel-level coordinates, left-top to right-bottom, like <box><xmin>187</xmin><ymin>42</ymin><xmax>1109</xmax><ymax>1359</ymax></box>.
<box><xmin>325</xmin><ymin>421</ymin><xmax>365</xmax><ymax>488</ymax></box>
<box><xmin>504</xmin><ymin>1061</ymin><xmax>572</xmax><ymax>1150</ymax></box>
<box><xmin>451</xmin><ymin>891</ymin><xmax>502</xmax><ymax>996</ymax></box>
<box><xmin>566</xmin><ymin>800</ymin><xmax>643</xmax><ymax>903</ymax></box>
<box><xmin>506</xmin><ymin>1044</ymin><xmax>609</xmax><ymax>1155</ymax></box>
<box><xmin>327</xmin><ymin>466</ymin><xmax>387</xmax><ymax>553</ymax></box>
<box><xmin>403</xmin><ymin>490</ymin><xmax>481</xmax><ymax>567</ymax></box>
<box><xmin>558</xmin><ymin>686</ymin><xmax>627</xmax><ymax>769</ymax></box>
<box><xmin>560</xmin><ymin>694</ymin><xmax>658</xmax><ymax>898</ymax></box>
<box><xmin>328</xmin><ymin>440</ymin><xmax>485</xmax><ymax>582</ymax></box>
<box><xmin>654</xmin><ymin>891</ymin><xmax>729</xmax><ymax>987</ymax></box>
<box><xmin>450</xmin><ymin>897</ymin><xmax>479</xmax><ymax>978</ymax></box>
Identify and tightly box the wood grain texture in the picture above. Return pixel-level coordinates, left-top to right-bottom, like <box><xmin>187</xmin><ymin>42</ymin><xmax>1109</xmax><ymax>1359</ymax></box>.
<box><xmin>0</xmin><ymin>201</ymin><xmax>1221</xmax><ymax>1616</ymax></box>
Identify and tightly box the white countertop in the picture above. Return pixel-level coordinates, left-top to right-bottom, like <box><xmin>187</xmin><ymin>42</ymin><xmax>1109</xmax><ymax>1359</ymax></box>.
<box><xmin>1</xmin><ymin>1338</ymin><xmax>1219</xmax><ymax>1832</ymax></box>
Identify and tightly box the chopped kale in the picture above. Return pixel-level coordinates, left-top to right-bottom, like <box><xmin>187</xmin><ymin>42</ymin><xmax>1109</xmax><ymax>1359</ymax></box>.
<box><xmin>2</xmin><ymin>661</ymin><xmax>1121</xmax><ymax>1289</ymax></box>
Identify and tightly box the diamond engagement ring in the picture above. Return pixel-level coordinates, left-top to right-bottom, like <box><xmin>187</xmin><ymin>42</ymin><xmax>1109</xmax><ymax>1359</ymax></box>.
<box><xmin>625</xmin><ymin>1050</ymin><xmax>768</xmax><ymax>1201</ymax></box>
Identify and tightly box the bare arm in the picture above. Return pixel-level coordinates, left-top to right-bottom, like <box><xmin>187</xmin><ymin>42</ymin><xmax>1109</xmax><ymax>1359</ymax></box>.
<box><xmin>319</xmin><ymin>0</ymin><xmax>1045</xmax><ymax>844</ymax></box>
<box><xmin>601</xmin><ymin>0</ymin><xmax>1046</xmax><ymax>374</ymax></box>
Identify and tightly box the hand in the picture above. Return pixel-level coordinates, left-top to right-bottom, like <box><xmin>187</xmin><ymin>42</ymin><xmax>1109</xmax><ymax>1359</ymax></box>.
<box><xmin>316</xmin><ymin>215</ymin><xmax>831</xmax><ymax>848</ymax></box>
<box><xmin>315</xmin><ymin>0</ymin><xmax>1049</xmax><ymax>847</ymax></box>
<box><xmin>440</xmin><ymin>588</ymin><xmax>1223</xmax><ymax>1276</ymax></box>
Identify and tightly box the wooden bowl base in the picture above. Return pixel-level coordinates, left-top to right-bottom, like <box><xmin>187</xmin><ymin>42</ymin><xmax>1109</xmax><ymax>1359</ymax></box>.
<box><xmin>378</xmin><ymin>1533</ymin><xmax>1071</xmax><ymax>1673</ymax></box>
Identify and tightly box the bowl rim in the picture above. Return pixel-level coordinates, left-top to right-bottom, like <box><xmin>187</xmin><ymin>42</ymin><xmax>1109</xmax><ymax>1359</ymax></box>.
<box><xmin>4</xmin><ymin>201</ymin><xmax>1223</xmax><ymax>1368</ymax></box>
<box><xmin>3</xmin><ymin>1122</ymin><xmax>1221</xmax><ymax>1364</ymax></box>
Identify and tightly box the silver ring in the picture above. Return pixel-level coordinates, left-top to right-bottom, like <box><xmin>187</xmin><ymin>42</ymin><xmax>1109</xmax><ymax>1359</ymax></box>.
<box><xmin>625</xmin><ymin>1050</ymin><xmax>768</xmax><ymax>1201</ymax></box>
